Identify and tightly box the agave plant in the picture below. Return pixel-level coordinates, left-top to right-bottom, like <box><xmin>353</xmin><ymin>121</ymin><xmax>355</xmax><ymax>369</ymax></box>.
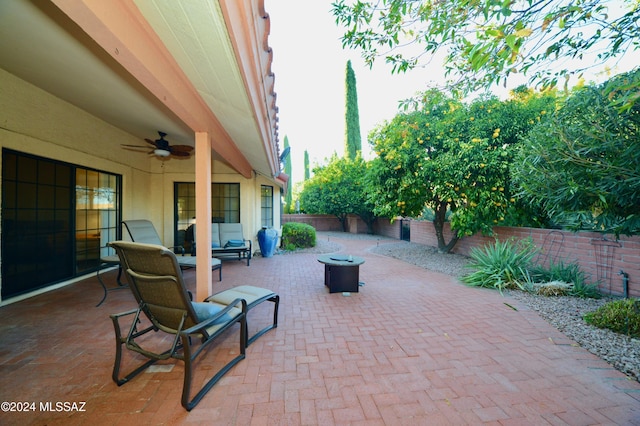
<box><xmin>461</xmin><ymin>238</ymin><xmax>538</xmax><ymax>294</ymax></box>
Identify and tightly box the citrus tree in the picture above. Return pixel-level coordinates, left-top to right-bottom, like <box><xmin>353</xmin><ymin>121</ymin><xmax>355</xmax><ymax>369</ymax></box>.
<box><xmin>513</xmin><ymin>69</ymin><xmax>640</xmax><ymax>236</ymax></box>
<box><xmin>367</xmin><ymin>88</ymin><xmax>556</xmax><ymax>252</ymax></box>
<box><xmin>300</xmin><ymin>155</ymin><xmax>377</xmax><ymax>232</ymax></box>
<box><xmin>332</xmin><ymin>0</ymin><xmax>640</xmax><ymax>109</ymax></box>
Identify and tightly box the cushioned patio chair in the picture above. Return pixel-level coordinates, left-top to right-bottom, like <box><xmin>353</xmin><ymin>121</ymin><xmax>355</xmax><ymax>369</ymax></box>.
<box><xmin>123</xmin><ymin>219</ymin><xmax>222</xmax><ymax>280</ymax></box>
<box><xmin>188</xmin><ymin>223</ymin><xmax>252</xmax><ymax>266</ymax></box>
<box><xmin>108</xmin><ymin>241</ymin><xmax>247</xmax><ymax>411</ymax></box>
<box><xmin>215</xmin><ymin>223</ymin><xmax>252</xmax><ymax>265</ymax></box>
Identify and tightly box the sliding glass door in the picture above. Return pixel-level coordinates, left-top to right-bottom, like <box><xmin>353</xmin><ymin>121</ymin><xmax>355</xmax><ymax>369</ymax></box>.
<box><xmin>1</xmin><ymin>149</ymin><xmax>121</xmax><ymax>299</ymax></box>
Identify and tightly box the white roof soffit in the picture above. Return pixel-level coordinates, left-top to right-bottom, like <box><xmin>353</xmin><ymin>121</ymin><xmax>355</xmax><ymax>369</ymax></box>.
<box><xmin>134</xmin><ymin>0</ymin><xmax>280</xmax><ymax>179</ymax></box>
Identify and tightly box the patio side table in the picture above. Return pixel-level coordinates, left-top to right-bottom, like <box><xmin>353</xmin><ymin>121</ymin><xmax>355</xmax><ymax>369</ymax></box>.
<box><xmin>317</xmin><ymin>254</ymin><xmax>365</xmax><ymax>293</ymax></box>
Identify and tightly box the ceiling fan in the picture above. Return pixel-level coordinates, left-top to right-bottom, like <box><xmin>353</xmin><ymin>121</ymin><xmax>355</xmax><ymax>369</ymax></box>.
<box><xmin>121</xmin><ymin>131</ymin><xmax>193</xmax><ymax>158</ymax></box>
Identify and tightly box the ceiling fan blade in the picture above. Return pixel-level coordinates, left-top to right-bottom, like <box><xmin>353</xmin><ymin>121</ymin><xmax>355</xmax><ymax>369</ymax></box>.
<box><xmin>121</xmin><ymin>144</ymin><xmax>149</xmax><ymax>150</ymax></box>
<box><xmin>169</xmin><ymin>145</ymin><xmax>194</xmax><ymax>153</ymax></box>
<box><xmin>128</xmin><ymin>133</ymin><xmax>192</xmax><ymax>159</ymax></box>
<box><xmin>144</xmin><ymin>138</ymin><xmax>159</xmax><ymax>147</ymax></box>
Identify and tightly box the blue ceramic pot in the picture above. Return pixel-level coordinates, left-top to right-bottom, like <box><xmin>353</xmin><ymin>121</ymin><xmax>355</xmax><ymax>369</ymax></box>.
<box><xmin>257</xmin><ymin>227</ymin><xmax>278</xmax><ymax>258</ymax></box>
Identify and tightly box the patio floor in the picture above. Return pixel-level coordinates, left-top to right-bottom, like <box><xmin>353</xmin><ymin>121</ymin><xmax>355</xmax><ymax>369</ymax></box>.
<box><xmin>1</xmin><ymin>233</ymin><xmax>639</xmax><ymax>425</ymax></box>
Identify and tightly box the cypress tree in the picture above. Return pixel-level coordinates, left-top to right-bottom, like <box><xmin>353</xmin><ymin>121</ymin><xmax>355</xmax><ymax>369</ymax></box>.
<box><xmin>283</xmin><ymin>136</ymin><xmax>292</xmax><ymax>212</ymax></box>
<box><xmin>344</xmin><ymin>60</ymin><xmax>362</xmax><ymax>159</ymax></box>
<box><xmin>304</xmin><ymin>150</ymin><xmax>310</xmax><ymax>180</ymax></box>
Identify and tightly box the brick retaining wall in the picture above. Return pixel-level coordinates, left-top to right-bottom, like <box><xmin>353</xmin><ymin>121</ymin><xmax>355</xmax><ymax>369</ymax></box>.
<box><xmin>283</xmin><ymin>214</ymin><xmax>343</xmax><ymax>232</ymax></box>
<box><xmin>283</xmin><ymin>215</ymin><xmax>403</xmax><ymax>238</ymax></box>
<box><xmin>410</xmin><ymin>221</ymin><xmax>639</xmax><ymax>298</ymax></box>
<box><xmin>284</xmin><ymin>215</ymin><xmax>638</xmax><ymax>297</ymax></box>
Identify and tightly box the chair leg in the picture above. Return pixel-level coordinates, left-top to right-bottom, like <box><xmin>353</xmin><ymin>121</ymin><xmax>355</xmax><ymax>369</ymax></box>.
<box><xmin>180</xmin><ymin>314</ymin><xmax>247</xmax><ymax>411</ymax></box>
<box><xmin>110</xmin><ymin>310</ymin><xmax>180</xmax><ymax>386</ymax></box>
<box><xmin>96</xmin><ymin>268</ymin><xmax>108</xmax><ymax>307</ymax></box>
<box><xmin>209</xmin><ymin>264</ymin><xmax>222</xmax><ymax>281</ymax></box>
<box><xmin>97</xmin><ymin>266</ymin><xmax>128</xmax><ymax>307</ymax></box>
<box><xmin>110</xmin><ymin>313</ymin><xmax>158</xmax><ymax>385</ymax></box>
<box><xmin>272</xmin><ymin>295</ymin><xmax>279</xmax><ymax>329</ymax></box>
<box><xmin>246</xmin><ymin>294</ymin><xmax>279</xmax><ymax>346</ymax></box>
<box><xmin>115</xmin><ymin>266</ymin><xmax>125</xmax><ymax>286</ymax></box>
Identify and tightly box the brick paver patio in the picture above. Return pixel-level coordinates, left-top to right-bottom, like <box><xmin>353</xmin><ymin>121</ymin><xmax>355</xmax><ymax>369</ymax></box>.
<box><xmin>1</xmin><ymin>233</ymin><xmax>638</xmax><ymax>425</ymax></box>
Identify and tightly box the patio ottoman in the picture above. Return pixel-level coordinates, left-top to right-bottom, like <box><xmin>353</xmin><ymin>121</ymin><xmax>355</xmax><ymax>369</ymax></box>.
<box><xmin>205</xmin><ymin>285</ymin><xmax>279</xmax><ymax>346</ymax></box>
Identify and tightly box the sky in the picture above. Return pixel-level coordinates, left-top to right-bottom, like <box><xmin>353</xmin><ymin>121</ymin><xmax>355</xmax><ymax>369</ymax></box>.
<box><xmin>266</xmin><ymin>0</ymin><xmax>442</xmax><ymax>186</ymax></box>
<box><xmin>265</xmin><ymin>0</ymin><xmax>637</xmax><ymax>186</ymax></box>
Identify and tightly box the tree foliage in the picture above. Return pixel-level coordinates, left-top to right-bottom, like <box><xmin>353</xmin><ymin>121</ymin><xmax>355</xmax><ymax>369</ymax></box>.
<box><xmin>345</xmin><ymin>60</ymin><xmax>363</xmax><ymax>159</ymax></box>
<box><xmin>304</xmin><ymin>150</ymin><xmax>310</xmax><ymax>181</ymax></box>
<box><xmin>332</xmin><ymin>0</ymin><xmax>640</xmax><ymax>108</ymax></box>
<box><xmin>367</xmin><ymin>87</ymin><xmax>556</xmax><ymax>252</ymax></box>
<box><xmin>300</xmin><ymin>155</ymin><xmax>376</xmax><ymax>232</ymax></box>
<box><xmin>283</xmin><ymin>136</ymin><xmax>293</xmax><ymax>213</ymax></box>
<box><xmin>513</xmin><ymin>69</ymin><xmax>640</xmax><ymax>236</ymax></box>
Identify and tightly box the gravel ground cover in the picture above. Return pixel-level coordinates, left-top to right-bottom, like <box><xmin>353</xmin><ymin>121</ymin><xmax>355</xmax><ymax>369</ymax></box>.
<box><xmin>278</xmin><ymin>232</ymin><xmax>639</xmax><ymax>382</ymax></box>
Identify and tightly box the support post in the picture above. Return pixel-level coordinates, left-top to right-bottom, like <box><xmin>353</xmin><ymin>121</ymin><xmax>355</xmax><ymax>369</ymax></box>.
<box><xmin>195</xmin><ymin>132</ymin><xmax>213</xmax><ymax>301</ymax></box>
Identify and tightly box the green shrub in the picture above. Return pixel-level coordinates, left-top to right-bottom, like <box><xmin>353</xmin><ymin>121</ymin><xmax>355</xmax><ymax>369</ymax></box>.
<box><xmin>528</xmin><ymin>260</ymin><xmax>600</xmax><ymax>298</ymax></box>
<box><xmin>569</xmin><ymin>281</ymin><xmax>601</xmax><ymax>299</ymax></box>
<box><xmin>528</xmin><ymin>259</ymin><xmax>582</xmax><ymax>284</ymax></box>
<box><xmin>461</xmin><ymin>238</ymin><xmax>538</xmax><ymax>293</ymax></box>
<box><xmin>281</xmin><ymin>222</ymin><xmax>316</xmax><ymax>250</ymax></box>
<box><xmin>584</xmin><ymin>299</ymin><xmax>640</xmax><ymax>338</ymax></box>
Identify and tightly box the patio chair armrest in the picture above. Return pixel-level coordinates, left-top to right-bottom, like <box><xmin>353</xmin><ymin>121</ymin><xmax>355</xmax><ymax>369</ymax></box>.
<box><xmin>109</xmin><ymin>308</ymin><xmax>139</xmax><ymax>321</ymax></box>
<box><xmin>169</xmin><ymin>245</ymin><xmax>186</xmax><ymax>256</ymax></box>
<box><xmin>182</xmin><ymin>298</ymin><xmax>247</xmax><ymax>336</ymax></box>
<box><xmin>109</xmin><ymin>308</ymin><xmax>157</xmax><ymax>345</ymax></box>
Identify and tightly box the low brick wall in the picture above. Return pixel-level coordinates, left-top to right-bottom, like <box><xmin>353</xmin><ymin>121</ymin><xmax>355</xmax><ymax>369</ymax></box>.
<box><xmin>283</xmin><ymin>214</ymin><xmax>343</xmax><ymax>232</ymax></box>
<box><xmin>284</xmin><ymin>214</ymin><xmax>638</xmax><ymax>298</ymax></box>
<box><xmin>410</xmin><ymin>221</ymin><xmax>639</xmax><ymax>298</ymax></box>
<box><xmin>373</xmin><ymin>218</ymin><xmax>402</xmax><ymax>239</ymax></box>
<box><xmin>283</xmin><ymin>215</ymin><xmax>402</xmax><ymax>237</ymax></box>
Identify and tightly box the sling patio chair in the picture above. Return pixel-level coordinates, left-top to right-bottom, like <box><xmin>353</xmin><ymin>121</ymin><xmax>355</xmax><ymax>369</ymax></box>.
<box><xmin>123</xmin><ymin>219</ymin><xmax>222</xmax><ymax>280</ymax></box>
<box><xmin>108</xmin><ymin>241</ymin><xmax>247</xmax><ymax>411</ymax></box>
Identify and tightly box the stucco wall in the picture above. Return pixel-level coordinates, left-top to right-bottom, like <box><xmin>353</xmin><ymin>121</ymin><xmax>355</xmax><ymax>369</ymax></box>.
<box><xmin>0</xmin><ymin>68</ymin><xmax>279</xmax><ymax>243</ymax></box>
<box><xmin>0</xmin><ymin>68</ymin><xmax>280</xmax><ymax>301</ymax></box>
<box><xmin>0</xmin><ymin>68</ymin><xmax>147</xmax><ymax>221</ymax></box>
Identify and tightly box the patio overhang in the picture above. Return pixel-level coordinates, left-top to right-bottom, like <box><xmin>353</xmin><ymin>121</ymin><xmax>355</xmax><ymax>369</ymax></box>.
<box><xmin>1</xmin><ymin>0</ymin><xmax>282</xmax><ymax>181</ymax></box>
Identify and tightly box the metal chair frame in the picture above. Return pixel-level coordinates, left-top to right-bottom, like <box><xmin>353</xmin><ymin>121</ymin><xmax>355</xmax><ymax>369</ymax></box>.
<box><xmin>108</xmin><ymin>241</ymin><xmax>245</xmax><ymax>411</ymax></box>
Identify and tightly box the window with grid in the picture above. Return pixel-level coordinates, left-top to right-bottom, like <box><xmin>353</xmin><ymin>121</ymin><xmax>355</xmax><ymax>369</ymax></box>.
<box><xmin>75</xmin><ymin>168</ymin><xmax>120</xmax><ymax>274</ymax></box>
<box><xmin>174</xmin><ymin>182</ymin><xmax>240</xmax><ymax>248</ymax></box>
<box><xmin>261</xmin><ymin>185</ymin><xmax>273</xmax><ymax>228</ymax></box>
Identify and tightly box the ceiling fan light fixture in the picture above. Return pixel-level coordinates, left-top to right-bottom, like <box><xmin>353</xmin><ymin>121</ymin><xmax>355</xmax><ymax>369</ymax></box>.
<box><xmin>154</xmin><ymin>148</ymin><xmax>171</xmax><ymax>157</ymax></box>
